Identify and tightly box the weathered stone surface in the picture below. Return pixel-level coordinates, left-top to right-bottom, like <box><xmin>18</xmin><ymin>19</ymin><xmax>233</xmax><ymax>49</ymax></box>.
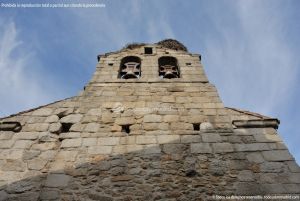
<box><xmin>163</xmin><ymin>144</ymin><xmax>186</xmax><ymax>154</ymax></box>
<box><xmin>235</xmin><ymin>182</ymin><xmax>263</xmax><ymax>195</ymax></box>
<box><xmin>163</xmin><ymin>115</ymin><xmax>179</xmax><ymax>122</ymax></box>
<box><xmin>0</xmin><ymin>140</ymin><xmax>15</xmax><ymax>148</ymax></box>
<box><xmin>202</xmin><ymin>133</ymin><xmax>222</xmax><ymax>142</ymax></box>
<box><xmin>45</xmin><ymin>174</ymin><xmax>70</xmax><ymax>187</ymax></box>
<box><xmin>22</xmin><ymin>150</ymin><xmax>40</xmax><ymax>160</ymax></box>
<box><xmin>59</xmin><ymin>132</ymin><xmax>80</xmax><ymax>139</ymax></box>
<box><xmin>212</xmin><ymin>143</ymin><xmax>234</xmax><ymax>153</ymax></box>
<box><xmin>111</xmin><ymin>124</ymin><xmax>122</xmax><ymax>132</ymax></box>
<box><xmin>84</xmin><ymin>123</ymin><xmax>100</xmax><ymax>132</ymax></box>
<box><xmin>13</xmin><ymin>140</ymin><xmax>33</xmax><ymax>149</ymax></box>
<box><xmin>115</xmin><ymin>117</ymin><xmax>135</xmax><ymax>125</ymax></box>
<box><xmin>237</xmin><ymin>170</ymin><xmax>255</xmax><ymax>181</ymax></box>
<box><xmin>0</xmin><ymin>150</ymin><xmax>23</xmax><ymax>160</ymax></box>
<box><xmin>60</xmin><ymin>114</ymin><xmax>83</xmax><ymax>123</ymax></box>
<box><xmin>61</xmin><ymin>139</ymin><xmax>82</xmax><ymax>148</ymax></box>
<box><xmin>88</xmin><ymin>192</ymin><xmax>113</xmax><ymax>201</ymax></box>
<box><xmin>98</xmin><ymin>137</ymin><xmax>120</xmax><ymax>145</ymax></box>
<box><xmin>111</xmin><ymin>175</ymin><xmax>134</xmax><ymax>182</ymax></box>
<box><xmin>180</xmin><ymin>135</ymin><xmax>201</xmax><ymax>143</ymax></box>
<box><xmin>49</xmin><ymin>122</ymin><xmax>62</xmax><ymax>133</ymax></box>
<box><xmin>143</xmin><ymin>114</ymin><xmax>162</xmax><ymax>123</ymax></box>
<box><xmin>0</xmin><ymin>191</ymin><xmax>8</xmax><ymax>201</ymax></box>
<box><xmin>32</xmin><ymin>142</ymin><xmax>58</xmax><ymax>150</ymax></box>
<box><xmin>262</xmin><ymin>150</ymin><xmax>293</xmax><ymax>161</ymax></box>
<box><xmin>157</xmin><ymin>135</ymin><xmax>180</xmax><ymax>144</ymax></box>
<box><xmin>32</xmin><ymin>108</ymin><xmax>53</xmax><ymax>116</ymax></box>
<box><xmin>0</xmin><ymin>132</ymin><xmax>13</xmax><ymax>140</ymax></box>
<box><xmin>1</xmin><ymin>160</ymin><xmax>26</xmax><ymax>171</ymax></box>
<box><xmin>5</xmin><ymin>180</ymin><xmax>34</xmax><ymax>193</ymax></box>
<box><xmin>253</xmin><ymin>134</ymin><xmax>282</xmax><ymax>142</ymax></box>
<box><xmin>14</xmin><ymin>132</ymin><xmax>40</xmax><ymax>140</ymax></box>
<box><xmin>23</xmin><ymin>123</ymin><xmax>49</xmax><ymax>132</ymax></box>
<box><xmin>87</xmin><ymin>108</ymin><xmax>102</xmax><ymax>116</ymax></box>
<box><xmin>82</xmin><ymin>138</ymin><xmax>97</xmax><ymax>146</ymax></box>
<box><xmin>246</xmin><ymin>152</ymin><xmax>265</xmax><ymax>163</ymax></box>
<box><xmin>191</xmin><ymin>143</ymin><xmax>212</xmax><ymax>153</ymax></box>
<box><xmin>235</xmin><ymin>143</ymin><xmax>270</xmax><ymax>152</ymax></box>
<box><xmin>136</xmin><ymin>136</ymin><xmax>156</xmax><ymax>144</ymax></box>
<box><xmin>28</xmin><ymin>158</ymin><xmax>47</xmax><ymax>170</ymax></box>
<box><xmin>45</xmin><ymin>115</ymin><xmax>59</xmax><ymax>123</ymax></box>
<box><xmin>88</xmin><ymin>146</ymin><xmax>112</xmax><ymax>154</ymax></box>
<box><xmin>144</xmin><ymin>144</ymin><xmax>161</xmax><ymax>154</ymax></box>
<box><xmin>260</xmin><ymin>162</ymin><xmax>285</xmax><ymax>173</ymax></box>
<box><xmin>40</xmin><ymin>190</ymin><xmax>60</xmax><ymax>200</ymax></box>
<box><xmin>170</xmin><ymin>122</ymin><xmax>193</xmax><ymax>130</ymax></box>
<box><xmin>200</xmin><ymin>122</ymin><xmax>213</xmax><ymax>131</ymax></box>
<box><xmin>56</xmin><ymin>150</ymin><xmax>78</xmax><ymax>161</ymax></box>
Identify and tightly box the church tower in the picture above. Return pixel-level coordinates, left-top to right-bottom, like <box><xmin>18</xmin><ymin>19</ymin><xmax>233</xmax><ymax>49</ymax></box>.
<box><xmin>0</xmin><ymin>39</ymin><xmax>299</xmax><ymax>200</ymax></box>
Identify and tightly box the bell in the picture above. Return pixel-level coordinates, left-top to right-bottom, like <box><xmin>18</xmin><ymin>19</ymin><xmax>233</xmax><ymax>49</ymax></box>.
<box><xmin>163</xmin><ymin>71</ymin><xmax>178</xmax><ymax>79</ymax></box>
<box><xmin>121</xmin><ymin>70</ymin><xmax>138</xmax><ymax>79</ymax></box>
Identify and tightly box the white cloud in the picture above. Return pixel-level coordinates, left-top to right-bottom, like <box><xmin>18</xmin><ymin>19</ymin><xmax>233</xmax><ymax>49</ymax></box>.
<box><xmin>202</xmin><ymin>1</ymin><xmax>299</xmax><ymax>163</ymax></box>
<box><xmin>203</xmin><ymin>1</ymin><xmax>298</xmax><ymax>116</ymax></box>
<box><xmin>0</xmin><ymin>21</ymin><xmax>61</xmax><ymax>117</ymax></box>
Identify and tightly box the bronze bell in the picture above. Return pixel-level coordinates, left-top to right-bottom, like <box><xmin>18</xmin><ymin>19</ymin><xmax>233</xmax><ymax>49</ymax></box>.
<box><xmin>159</xmin><ymin>65</ymin><xmax>179</xmax><ymax>79</ymax></box>
<box><xmin>120</xmin><ymin>62</ymin><xmax>141</xmax><ymax>79</ymax></box>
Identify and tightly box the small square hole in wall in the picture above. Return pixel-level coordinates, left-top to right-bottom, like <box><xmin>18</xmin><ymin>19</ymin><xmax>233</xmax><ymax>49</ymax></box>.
<box><xmin>61</xmin><ymin>123</ymin><xmax>73</xmax><ymax>133</ymax></box>
<box><xmin>186</xmin><ymin>62</ymin><xmax>192</xmax><ymax>66</ymax></box>
<box><xmin>108</xmin><ymin>63</ymin><xmax>114</xmax><ymax>66</ymax></box>
<box><xmin>193</xmin><ymin>123</ymin><xmax>200</xmax><ymax>131</ymax></box>
<box><xmin>121</xmin><ymin>125</ymin><xmax>130</xmax><ymax>134</ymax></box>
<box><xmin>144</xmin><ymin>47</ymin><xmax>153</xmax><ymax>55</ymax></box>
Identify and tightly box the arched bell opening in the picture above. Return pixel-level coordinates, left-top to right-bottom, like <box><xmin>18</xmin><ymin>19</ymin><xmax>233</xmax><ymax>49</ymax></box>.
<box><xmin>158</xmin><ymin>56</ymin><xmax>180</xmax><ymax>79</ymax></box>
<box><xmin>119</xmin><ymin>56</ymin><xmax>141</xmax><ymax>79</ymax></box>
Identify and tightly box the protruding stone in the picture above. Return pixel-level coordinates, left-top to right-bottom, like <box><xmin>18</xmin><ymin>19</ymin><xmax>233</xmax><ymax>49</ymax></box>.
<box><xmin>60</xmin><ymin>114</ymin><xmax>83</xmax><ymax>123</ymax></box>
<box><xmin>200</xmin><ymin>122</ymin><xmax>213</xmax><ymax>131</ymax></box>
<box><xmin>32</xmin><ymin>108</ymin><xmax>53</xmax><ymax>116</ymax></box>
<box><xmin>45</xmin><ymin>115</ymin><xmax>59</xmax><ymax>123</ymax></box>
<box><xmin>49</xmin><ymin>123</ymin><xmax>62</xmax><ymax>133</ymax></box>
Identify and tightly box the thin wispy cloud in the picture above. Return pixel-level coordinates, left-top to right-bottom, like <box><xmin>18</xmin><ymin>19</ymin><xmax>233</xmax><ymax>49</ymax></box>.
<box><xmin>202</xmin><ymin>1</ymin><xmax>299</xmax><ymax>163</ymax></box>
<box><xmin>203</xmin><ymin>1</ymin><xmax>297</xmax><ymax>115</ymax></box>
<box><xmin>0</xmin><ymin>20</ymin><xmax>65</xmax><ymax>117</ymax></box>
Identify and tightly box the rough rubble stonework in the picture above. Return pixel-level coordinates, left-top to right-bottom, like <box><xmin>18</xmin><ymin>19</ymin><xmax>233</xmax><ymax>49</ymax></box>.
<box><xmin>0</xmin><ymin>40</ymin><xmax>299</xmax><ymax>201</ymax></box>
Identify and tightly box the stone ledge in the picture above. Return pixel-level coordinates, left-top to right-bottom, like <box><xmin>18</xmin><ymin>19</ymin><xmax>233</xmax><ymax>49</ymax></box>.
<box><xmin>232</xmin><ymin>119</ymin><xmax>279</xmax><ymax>129</ymax></box>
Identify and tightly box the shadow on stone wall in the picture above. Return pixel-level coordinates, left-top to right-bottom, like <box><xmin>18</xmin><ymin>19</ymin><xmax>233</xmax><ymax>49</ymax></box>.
<box><xmin>1</xmin><ymin>136</ymin><xmax>291</xmax><ymax>201</ymax></box>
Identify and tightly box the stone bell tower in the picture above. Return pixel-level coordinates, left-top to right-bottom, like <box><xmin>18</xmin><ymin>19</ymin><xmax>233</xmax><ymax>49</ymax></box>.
<box><xmin>0</xmin><ymin>39</ymin><xmax>299</xmax><ymax>200</ymax></box>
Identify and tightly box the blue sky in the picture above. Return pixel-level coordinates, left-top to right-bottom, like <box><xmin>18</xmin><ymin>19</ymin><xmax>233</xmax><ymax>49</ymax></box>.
<box><xmin>0</xmin><ymin>0</ymin><xmax>299</xmax><ymax>163</ymax></box>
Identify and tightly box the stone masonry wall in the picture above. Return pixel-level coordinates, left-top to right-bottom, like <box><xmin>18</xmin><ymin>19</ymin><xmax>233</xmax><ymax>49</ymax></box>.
<box><xmin>0</xmin><ymin>43</ymin><xmax>299</xmax><ymax>200</ymax></box>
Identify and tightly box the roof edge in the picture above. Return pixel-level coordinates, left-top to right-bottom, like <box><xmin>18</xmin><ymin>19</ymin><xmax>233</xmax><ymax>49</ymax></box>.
<box><xmin>232</xmin><ymin>119</ymin><xmax>280</xmax><ymax>129</ymax></box>
<box><xmin>0</xmin><ymin>96</ymin><xmax>76</xmax><ymax>120</ymax></box>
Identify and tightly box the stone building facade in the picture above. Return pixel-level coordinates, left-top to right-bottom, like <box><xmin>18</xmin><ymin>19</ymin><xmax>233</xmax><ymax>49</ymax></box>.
<box><xmin>0</xmin><ymin>39</ymin><xmax>299</xmax><ymax>200</ymax></box>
